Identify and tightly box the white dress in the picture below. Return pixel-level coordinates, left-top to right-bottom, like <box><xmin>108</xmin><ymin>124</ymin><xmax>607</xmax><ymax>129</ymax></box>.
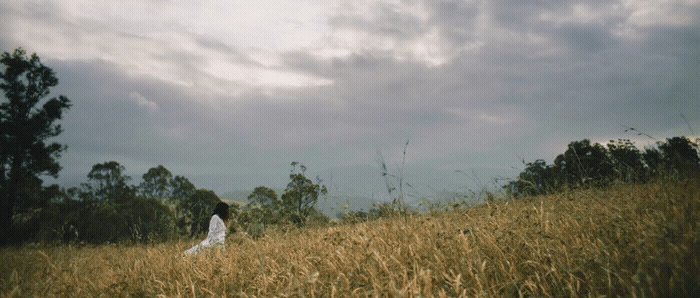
<box><xmin>185</xmin><ymin>214</ymin><xmax>226</xmax><ymax>255</ymax></box>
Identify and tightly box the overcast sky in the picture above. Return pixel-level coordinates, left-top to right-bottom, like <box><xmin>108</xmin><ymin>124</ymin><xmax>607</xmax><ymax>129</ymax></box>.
<box><xmin>2</xmin><ymin>0</ymin><xmax>699</xmax><ymax>200</ymax></box>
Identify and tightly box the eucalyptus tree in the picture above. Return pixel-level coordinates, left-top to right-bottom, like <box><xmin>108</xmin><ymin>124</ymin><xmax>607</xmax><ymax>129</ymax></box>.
<box><xmin>1</xmin><ymin>48</ymin><xmax>71</xmax><ymax>243</ymax></box>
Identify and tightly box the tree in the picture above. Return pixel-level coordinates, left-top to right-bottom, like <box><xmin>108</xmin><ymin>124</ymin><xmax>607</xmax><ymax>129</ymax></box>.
<box><xmin>658</xmin><ymin>136</ymin><xmax>700</xmax><ymax>177</ymax></box>
<box><xmin>82</xmin><ymin>161</ymin><xmax>134</xmax><ymax>203</ymax></box>
<box><xmin>178</xmin><ymin>189</ymin><xmax>220</xmax><ymax>237</ymax></box>
<box><xmin>607</xmin><ymin>139</ymin><xmax>645</xmax><ymax>183</ymax></box>
<box><xmin>32</xmin><ymin>189</ymin><xmax>84</xmax><ymax>243</ymax></box>
<box><xmin>1</xmin><ymin>48</ymin><xmax>71</xmax><ymax>243</ymax></box>
<box><xmin>642</xmin><ymin>146</ymin><xmax>662</xmax><ymax>178</ymax></box>
<box><xmin>248</xmin><ymin>186</ymin><xmax>279</xmax><ymax>208</ymax></box>
<box><xmin>139</xmin><ymin>165</ymin><xmax>174</xmax><ymax>200</ymax></box>
<box><xmin>32</xmin><ymin>162</ymin><xmax>178</xmax><ymax>243</ymax></box>
<box><xmin>170</xmin><ymin>175</ymin><xmax>196</xmax><ymax>203</ymax></box>
<box><xmin>280</xmin><ymin>162</ymin><xmax>327</xmax><ymax>226</ymax></box>
<box><xmin>118</xmin><ymin>195</ymin><xmax>175</xmax><ymax>242</ymax></box>
<box><xmin>246</xmin><ymin>186</ymin><xmax>281</xmax><ymax>227</ymax></box>
<box><xmin>168</xmin><ymin>175</ymin><xmax>196</xmax><ymax>235</ymax></box>
<box><xmin>554</xmin><ymin>139</ymin><xmax>613</xmax><ymax>186</ymax></box>
<box><xmin>509</xmin><ymin>159</ymin><xmax>559</xmax><ymax>197</ymax></box>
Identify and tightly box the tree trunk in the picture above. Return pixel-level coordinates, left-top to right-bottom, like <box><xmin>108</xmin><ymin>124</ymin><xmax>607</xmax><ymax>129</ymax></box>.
<box><xmin>0</xmin><ymin>157</ymin><xmax>24</xmax><ymax>245</ymax></box>
<box><xmin>0</xmin><ymin>181</ymin><xmax>14</xmax><ymax>245</ymax></box>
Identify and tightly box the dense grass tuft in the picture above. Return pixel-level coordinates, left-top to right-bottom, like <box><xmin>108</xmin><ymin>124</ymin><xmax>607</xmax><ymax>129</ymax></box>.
<box><xmin>1</xmin><ymin>180</ymin><xmax>698</xmax><ymax>296</ymax></box>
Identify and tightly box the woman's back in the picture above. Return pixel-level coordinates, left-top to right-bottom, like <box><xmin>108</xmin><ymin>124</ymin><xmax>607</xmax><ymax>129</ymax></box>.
<box><xmin>184</xmin><ymin>202</ymin><xmax>230</xmax><ymax>255</ymax></box>
<box><xmin>205</xmin><ymin>214</ymin><xmax>226</xmax><ymax>245</ymax></box>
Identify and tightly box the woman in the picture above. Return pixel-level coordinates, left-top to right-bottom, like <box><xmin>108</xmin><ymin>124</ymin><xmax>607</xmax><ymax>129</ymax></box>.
<box><xmin>185</xmin><ymin>201</ymin><xmax>231</xmax><ymax>255</ymax></box>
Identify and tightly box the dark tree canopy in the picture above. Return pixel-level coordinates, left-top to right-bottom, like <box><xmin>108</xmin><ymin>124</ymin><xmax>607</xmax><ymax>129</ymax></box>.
<box><xmin>245</xmin><ymin>186</ymin><xmax>282</xmax><ymax>227</ymax></box>
<box><xmin>280</xmin><ymin>162</ymin><xmax>327</xmax><ymax>226</ymax></box>
<box><xmin>139</xmin><ymin>165</ymin><xmax>174</xmax><ymax>200</ymax></box>
<box><xmin>248</xmin><ymin>186</ymin><xmax>279</xmax><ymax>208</ymax></box>
<box><xmin>178</xmin><ymin>189</ymin><xmax>221</xmax><ymax>237</ymax></box>
<box><xmin>510</xmin><ymin>159</ymin><xmax>558</xmax><ymax>197</ymax></box>
<box><xmin>83</xmin><ymin>161</ymin><xmax>133</xmax><ymax>203</ymax></box>
<box><xmin>170</xmin><ymin>175</ymin><xmax>196</xmax><ymax>203</ymax></box>
<box><xmin>508</xmin><ymin>137</ymin><xmax>699</xmax><ymax>198</ymax></box>
<box><xmin>1</xmin><ymin>48</ymin><xmax>71</xmax><ymax>244</ymax></box>
<box><xmin>607</xmin><ymin>139</ymin><xmax>646</xmax><ymax>183</ymax></box>
<box><xmin>554</xmin><ymin>139</ymin><xmax>613</xmax><ymax>186</ymax></box>
<box><xmin>658</xmin><ymin>136</ymin><xmax>700</xmax><ymax>176</ymax></box>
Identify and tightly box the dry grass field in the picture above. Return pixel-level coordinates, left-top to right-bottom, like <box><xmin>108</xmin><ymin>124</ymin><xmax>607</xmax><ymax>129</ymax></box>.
<box><xmin>1</xmin><ymin>180</ymin><xmax>698</xmax><ymax>297</ymax></box>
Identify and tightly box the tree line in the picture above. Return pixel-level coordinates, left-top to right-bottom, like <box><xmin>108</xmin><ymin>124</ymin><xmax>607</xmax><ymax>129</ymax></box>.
<box><xmin>506</xmin><ymin>137</ymin><xmax>700</xmax><ymax>198</ymax></box>
<box><xmin>7</xmin><ymin>160</ymin><xmax>329</xmax><ymax>244</ymax></box>
<box><xmin>0</xmin><ymin>48</ymin><xmax>334</xmax><ymax>244</ymax></box>
<box><xmin>17</xmin><ymin>162</ymin><xmax>210</xmax><ymax>243</ymax></box>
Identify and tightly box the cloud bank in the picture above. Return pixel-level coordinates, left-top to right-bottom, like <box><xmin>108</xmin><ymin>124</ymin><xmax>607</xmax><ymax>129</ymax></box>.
<box><xmin>1</xmin><ymin>0</ymin><xmax>698</xmax><ymax>198</ymax></box>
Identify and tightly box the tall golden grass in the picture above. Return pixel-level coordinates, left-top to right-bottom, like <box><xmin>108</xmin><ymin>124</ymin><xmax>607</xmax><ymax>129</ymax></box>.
<box><xmin>1</xmin><ymin>180</ymin><xmax>698</xmax><ymax>297</ymax></box>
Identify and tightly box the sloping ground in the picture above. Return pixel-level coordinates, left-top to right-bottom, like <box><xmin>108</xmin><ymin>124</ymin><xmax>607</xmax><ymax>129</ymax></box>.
<box><xmin>1</xmin><ymin>180</ymin><xmax>698</xmax><ymax>296</ymax></box>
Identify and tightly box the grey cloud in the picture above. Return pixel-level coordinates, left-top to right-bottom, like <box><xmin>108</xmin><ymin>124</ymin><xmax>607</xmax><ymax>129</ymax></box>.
<box><xmin>201</xmin><ymin>0</ymin><xmax>699</xmax><ymax>181</ymax></box>
<box><xmin>5</xmin><ymin>0</ymin><xmax>700</xmax><ymax>197</ymax></box>
<box><xmin>329</xmin><ymin>2</ymin><xmax>428</xmax><ymax>40</ymax></box>
<box><xmin>486</xmin><ymin>1</ymin><xmax>569</xmax><ymax>28</ymax></box>
<box><xmin>46</xmin><ymin>60</ymin><xmax>288</xmax><ymax>190</ymax></box>
<box><xmin>428</xmin><ymin>0</ymin><xmax>480</xmax><ymax>45</ymax></box>
<box><xmin>554</xmin><ymin>23</ymin><xmax>619</xmax><ymax>54</ymax></box>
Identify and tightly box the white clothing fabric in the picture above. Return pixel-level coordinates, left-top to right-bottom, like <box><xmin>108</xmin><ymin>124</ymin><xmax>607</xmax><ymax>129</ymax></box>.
<box><xmin>185</xmin><ymin>214</ymin><xmax>226</xmax><ymax>255</ymax></box>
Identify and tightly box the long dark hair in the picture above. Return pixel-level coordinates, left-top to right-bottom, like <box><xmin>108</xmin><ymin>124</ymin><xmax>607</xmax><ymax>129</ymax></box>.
<box><xmin>213</xmin><ymin>201</ymin><xmax>231</xmax><ymax>224</ymax></box>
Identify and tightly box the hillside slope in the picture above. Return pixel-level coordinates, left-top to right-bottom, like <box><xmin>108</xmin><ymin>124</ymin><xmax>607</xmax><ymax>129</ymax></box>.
<box><xmin>1</xmin><ymin>180</ymin><xmax>698</xmax><ymax>296</ymax></box>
